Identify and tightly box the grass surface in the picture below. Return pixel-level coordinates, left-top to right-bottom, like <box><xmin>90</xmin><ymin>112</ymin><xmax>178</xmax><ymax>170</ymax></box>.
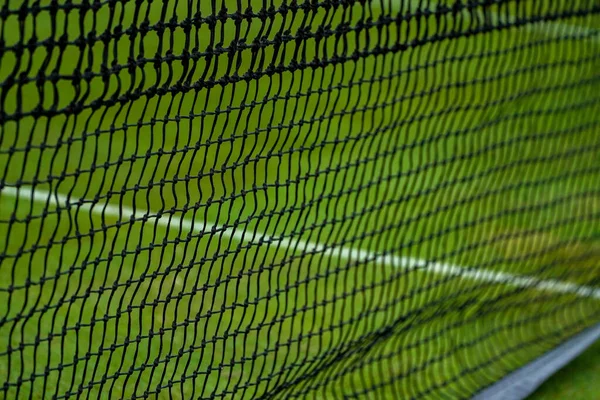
<box><xmin>531</xmin><ymin>338</ymin><xmax>600</xmax><ymax>399</ymax></box>
<box><xmin>1</xmin><ymin>0</ymin><xmax>600</xmax><ymax>398</ymax></box>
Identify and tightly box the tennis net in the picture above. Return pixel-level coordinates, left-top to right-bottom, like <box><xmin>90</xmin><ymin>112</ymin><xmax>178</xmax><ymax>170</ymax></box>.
<box><xmin>1</xmin><ymin>0</ymin><xmax>600</xmax><ymax>398</ymax></box>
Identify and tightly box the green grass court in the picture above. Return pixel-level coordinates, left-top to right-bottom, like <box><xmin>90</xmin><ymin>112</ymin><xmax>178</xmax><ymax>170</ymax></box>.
<box><xmin>1</xmin><ymin>0</ymin><xmax>600</xmax><ymax>398</ymax></box>
<box><xmin>532</xmin><ymin>337</ymin><xmax>600</xmax><ymax>399</ymax></box>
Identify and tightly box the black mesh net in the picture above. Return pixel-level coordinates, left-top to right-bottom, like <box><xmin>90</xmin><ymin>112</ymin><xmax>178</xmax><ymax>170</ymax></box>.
<box><xmin>1</xmin><ymin>0</ymin><xmax>600</xmax><ymax>398</ymax></box>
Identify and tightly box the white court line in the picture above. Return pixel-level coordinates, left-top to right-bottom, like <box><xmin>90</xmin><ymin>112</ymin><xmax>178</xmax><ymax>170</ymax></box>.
<box><xmin>402</xmin><ymin>0</ymin><xmax>600</xmax><ymax>45</ymax></box>
<box><xmin>518</xmin><ymin>17</ymin><xmax>599</xmax><ymax>43</ymax></box>
<box><xmin>2</xmin><ymin>185</ymin><xmax>600</xmax><ymax>300</ymax></box>
<box><xmin>490</xmin><ymin>8</ymin><xmax>598</xmax><ymax>44</ymax></box>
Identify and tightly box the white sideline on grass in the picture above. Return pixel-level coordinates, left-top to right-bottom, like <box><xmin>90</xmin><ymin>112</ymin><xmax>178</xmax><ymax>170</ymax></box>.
<box><xmin>403</xmin><ymin>0</ymin><xmax>600</xmax><ymax>45</ymax></box>
<box><xmin>2</xmin><ymin>185</ymin><xmax>600</xmax><ymax>300</ymax></box>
